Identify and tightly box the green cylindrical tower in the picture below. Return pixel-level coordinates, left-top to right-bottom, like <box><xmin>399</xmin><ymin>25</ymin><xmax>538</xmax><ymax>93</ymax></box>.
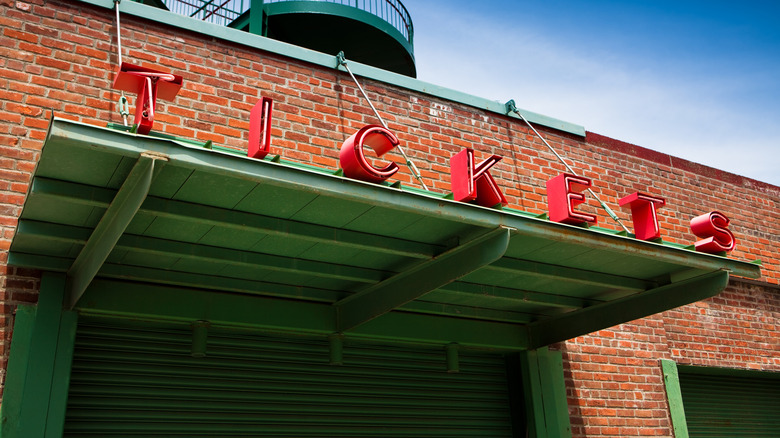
<box><xmin>152</xmin><ymin>0</ymin><xmax>417</xmax><ymax>77</ymax></box>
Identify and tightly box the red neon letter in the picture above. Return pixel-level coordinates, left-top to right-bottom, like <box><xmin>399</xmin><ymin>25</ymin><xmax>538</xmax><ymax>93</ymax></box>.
<box><xmin>449</xmin><ymin>148</ymin><xmax>507</xmax><ymax>208</ymax></box>
<box><xmin>619</xmin><ymin>192</ymin><xmax>665</xmax><ymax>240</ymax></box>
<box><xmin>339</xmin><ymin>125</ymin><xmax>399</xmax><ymax>183</ymax></box>
<box><xmin>690</xmin><ymin>211</ymin><xmax>736</xmax><ymax>253</ymax></box>
<box><xmin>248</xmin><ymin>97</ymin><xmax>273</xmax><ymax>159</ymax></box>
<box><xmin>546</xmin><ymin>173</ymin><xmax>597</xmax><ymax>225</ymax></box>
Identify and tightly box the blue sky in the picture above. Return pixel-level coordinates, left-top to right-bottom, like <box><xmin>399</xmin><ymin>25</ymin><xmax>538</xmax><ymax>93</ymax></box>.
<box><xmin>408</xmin><ymin>0</ymin><xmax>780</xmax><ymax>186</ymax></box>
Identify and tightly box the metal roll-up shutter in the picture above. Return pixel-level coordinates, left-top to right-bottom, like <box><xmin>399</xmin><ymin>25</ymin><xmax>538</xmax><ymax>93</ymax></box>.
<box><xmin>64</xmin><ymin>316</ymin><xmax>514</xmax><ymax>437</ymax></box>
<box><xmin>678</xmin><ymin>367</ymin><xmax>780</xmax><ymax>437</ymax></box>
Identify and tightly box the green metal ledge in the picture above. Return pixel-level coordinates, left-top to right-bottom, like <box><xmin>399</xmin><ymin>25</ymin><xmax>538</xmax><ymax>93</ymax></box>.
<box><xmin>9</xmin><ymin>119</ymin><xmax>761</xmax><ymax>350</ymax></box>
<box><xmin>76</xmin><ymin>0</ymin><xmax>584</xmax><ymax>136</ymax></box>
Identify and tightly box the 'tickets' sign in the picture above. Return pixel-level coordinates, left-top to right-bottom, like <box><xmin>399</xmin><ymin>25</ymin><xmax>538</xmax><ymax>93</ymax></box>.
<box><xmin>246</xmin><ymin>97</ymin><xmax>736</xmax><ymax>254</ymax></box>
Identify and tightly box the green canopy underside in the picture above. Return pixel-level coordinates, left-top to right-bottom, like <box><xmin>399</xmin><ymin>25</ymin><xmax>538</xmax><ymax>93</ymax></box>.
<box><xmin>9</xmin><ymin>119</ymin><xmax>761</xmax><ymax>350</ymax></box>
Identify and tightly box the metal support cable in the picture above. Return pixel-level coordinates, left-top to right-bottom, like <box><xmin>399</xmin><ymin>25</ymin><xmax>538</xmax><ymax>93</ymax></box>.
<box><xmin>336</xmin><ymin>52</ymin><xmax>429</xmax><ymax>190</ymax></box>
<box><xmin>505</xmin><ymin>100</ymin><xmax>630</xmax><ymax>233</ymax></box>
<box><xmin>114</xmin><ymin>0</ymin><xmax>129</xmax><ymax>126</ymax></box>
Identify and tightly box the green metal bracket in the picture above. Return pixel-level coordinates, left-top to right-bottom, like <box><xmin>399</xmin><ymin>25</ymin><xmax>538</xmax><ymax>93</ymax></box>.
<box><xmin>334</xmin><ymin>226</ymin><xmax>512</xmax><ymax>332</ymax></box>
<box><xmin>328</xmin><ymin>333</ymin><xmax>344</xmax><ymax>365</ymax></box>
<box><xmin>65</xmin><ymin>153</ymin><xmax>166</xmax><ymax>309</ymax></box>
<box><xmin>191</xmin><ymin>320</ymin><xmax>209</xmax><ymax>358</ymax></box>
<box><xmin>525</xmin><ymin>270</ymin><xmax>729</xmax><ymax>349</ymax></box>
<box><xmin>445</xmin><ymin>343</ymin><xmax>459</xmax><ymax>373</ymax></box>
<box><xmin>661</xmin><ymin>359</ymin><xmax>690</xmax><ymax>438</ymax></box>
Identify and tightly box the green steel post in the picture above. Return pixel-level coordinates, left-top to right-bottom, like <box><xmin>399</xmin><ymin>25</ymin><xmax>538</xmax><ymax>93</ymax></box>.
<box><xmin>0</xmin><ymin>305</ymin><xmax>37</xmax><ymax>437</ymax></box>
<box><xmin>249</xmin><ymin>0</ymin><xmax>264</xmax><ymax>34</ymax></box>
<box><xmin>0</xmin><ymin>273</ymin><xmax>78</xmax><ymax>438</ymax></box>
<box><xmin>537</xmin><ymin>348</ymin><xmax>571</xmax><ymax>438</ymax></box>
<box><xmin>661</xmin><ymin>359</ymin><xmax>690</xmax><ymax>438</ymax></box>
<box><xmin>44</xmin><ymin>311</ymin><xmax>78</xmax><ymax>438</ymax></box>
<box><xmin>518</xmin><ymin>348</ymin><xmax>572</xmax><ymax>438</ymax></box>
<box><xmin>519</xmin><ymin>349</ymin><xmax>547</xmax><ymax>437</ymax></box>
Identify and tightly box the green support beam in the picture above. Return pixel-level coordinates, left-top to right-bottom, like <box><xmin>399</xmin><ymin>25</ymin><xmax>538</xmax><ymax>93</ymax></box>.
<box><xmin>525</xmin><ymin>270</ymin><xmax>730</xmax><ymax>349</ymax></box>
<box><xmin>435</xmin><ymin>282</ymin><xmax>597</xmax><ymax>310</ymax></box>
<box><xmin>334</xmin><ymin>227</ymin><xmax>512</xmax><ymax>332</ymax></box>
<box><xmin>66</xmin><ymin>154</ymin><xmax>165</xmax><ymax>308</ymax></box>
<box><xmin>18</xmin><ymin>219</ymin><xmax>391</xmax><ymax>283</ymax></box>
<box><xmin>76</xmin><ymin>278</ymin><xmax>529</xmax><ymax>350</ymax></box>
<box><xmin>0</xmin><ymin>273</ymin><xmax>79</xmax><ymax>438</ymax></box>
<box><xmin>661</xmin><ymin>359</ymin><xmax>690</xmax><ymax>438</ymax></box>
<box><xmin>517</xmin><ymin>347</ymin><xmax>572</xmax><ymax>438</ymax></box>
<box><xmin>488</xmin><ymin>257</ymin><xmax>657</xmax><ymax>292</ymax></box>
<box><xmin>28</xmin><ymin>177</ymin><xmax>440</xmax><ymax>259</ymax></box>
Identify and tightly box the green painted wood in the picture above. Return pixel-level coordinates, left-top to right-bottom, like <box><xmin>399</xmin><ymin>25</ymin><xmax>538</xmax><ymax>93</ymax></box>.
<box><xmin>64</xmin><ymin>316</ymin><xmax>515</xmax><ymax>436</ymax></box>
<box><xmin>677</xmin><ymin>366</ymin><xmax>780</xmax><ymax>437</ymax></box>
<box><xmin>661</xmin><ymin>359</ymin><xmax>690</xmax><ymax>438</ymax></box>
<box><xmin>76</xmin><ymin>279</ymin><xmax>529</xmax><ymax>350</ymax></box>
<box><xmin>66</xmin><ymin>156</ymin><xmax>161</xmax><ymax>309</ymax></box>
<box><xmin>0</xmin><ymin>305</ymin><xmax>36</xmax><ymax>437</ymax></box>
<box><xmin>525</xmin><ymin>270</ymin><xmax>730</xmax><ymax>349</ymax></box>
<box><xmin>335</xmin><ymin>227</ymin><xmax>511</xmax><ymax>332</ymax></box>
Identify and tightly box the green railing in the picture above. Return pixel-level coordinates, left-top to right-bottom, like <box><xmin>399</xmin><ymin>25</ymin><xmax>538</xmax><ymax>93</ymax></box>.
<box><xmin>153</xmin><ymin>0</ymin><xmax>413</xmax><ymax>44</ymax></box>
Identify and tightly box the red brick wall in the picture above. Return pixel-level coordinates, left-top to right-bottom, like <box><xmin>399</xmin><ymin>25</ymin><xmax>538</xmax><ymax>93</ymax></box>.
<box><xmin>1</xmin><ymin>1</ymin><xmax>778</xmax><ymax>436</ymax></box>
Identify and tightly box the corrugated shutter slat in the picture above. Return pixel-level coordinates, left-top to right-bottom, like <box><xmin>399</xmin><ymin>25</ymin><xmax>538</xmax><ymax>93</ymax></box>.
<box><xmin>64</xmin><ymin>318</ymin><xmax>513</xmax><ymax>437</ymax></box>
<box><xmin>680</xmin><ymin>370</ymin><xmax>780</xmax><ymax>437</ymax></box>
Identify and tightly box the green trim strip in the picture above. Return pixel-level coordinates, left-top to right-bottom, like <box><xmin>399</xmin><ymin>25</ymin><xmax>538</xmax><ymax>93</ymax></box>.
<box><xmin>677</xmin><ymin>364</ymin><xmax>780</xmax><ymax>379</ymax></box>
<box><xmin>76</xmin><ymin>0</ymin><xmax>585</xmax><ymax>136</ymax></box>
<box><xmin>661</xmin><ymin>359</ymin><xmax>690</xmax><ymax>438</ymax></box>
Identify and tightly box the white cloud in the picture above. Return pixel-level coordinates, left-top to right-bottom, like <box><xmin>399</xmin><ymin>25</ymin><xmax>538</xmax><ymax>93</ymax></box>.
<box><xmin>410</xmin><ymin>2</ymin><xmax>780</xmax><ymax>186</ymax></box>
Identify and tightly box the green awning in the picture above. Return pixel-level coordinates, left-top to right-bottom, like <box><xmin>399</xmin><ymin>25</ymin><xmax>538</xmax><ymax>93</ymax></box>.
<box><xmin>9</xmin><ymin>119</ymin><xmax>761</xmax><ymax>350</ymax></box>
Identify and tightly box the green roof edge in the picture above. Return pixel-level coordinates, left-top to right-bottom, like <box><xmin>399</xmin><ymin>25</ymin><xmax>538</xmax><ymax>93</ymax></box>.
<box><xmin>78</xmin><ymin>0</ymin><xmax>585</xmax><ymax>137</ymax></box>
<box><xmin>50</xmin><ymin>118</ymin><xmax>761</xmax><ymax>280</ymax></box>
